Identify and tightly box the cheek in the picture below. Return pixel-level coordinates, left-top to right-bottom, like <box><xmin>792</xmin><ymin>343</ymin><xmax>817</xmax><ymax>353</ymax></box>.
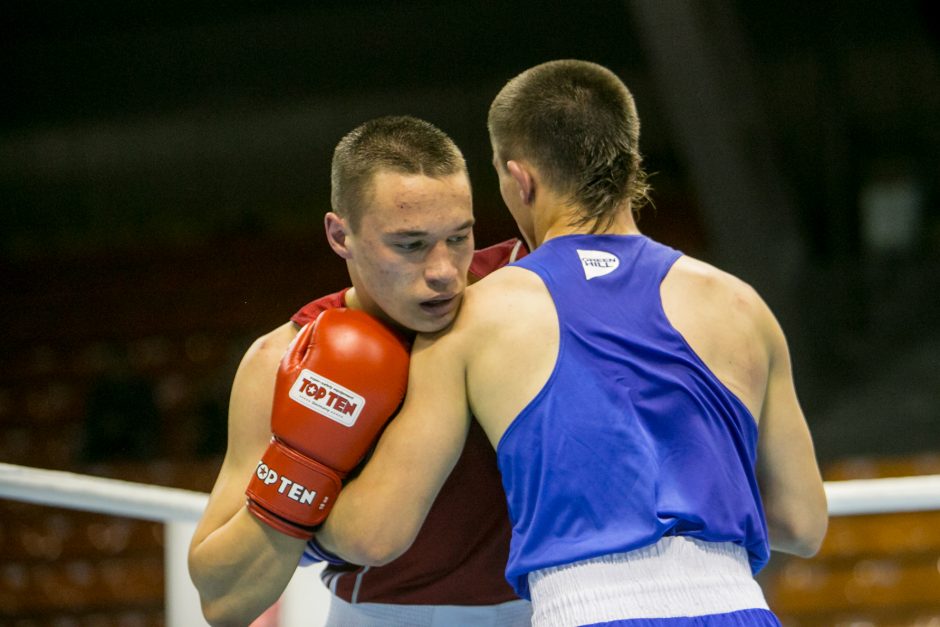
<box><xmin>457</xmin><ymin>245</ymin><xmax>475</xmax><ymax>275</ymax></box>
<box><xmin>358</xmin><ymin>246</ymin><xmax>397</xmax><ymax>276</ymax></box>
<box><xmin>364</xmin><ymin>258</ymin><xmax>413</xmax><ymax>297</ymax></box>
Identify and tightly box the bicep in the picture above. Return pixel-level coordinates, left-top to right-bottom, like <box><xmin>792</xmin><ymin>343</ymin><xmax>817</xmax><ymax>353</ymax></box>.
<box><xmin>191</xmin><ymin>326</ymin><xmax>290</xmax><ymax>547</ymax></box>
<box><xmin>373</xmin><ymin>331</ymin><xmax>472</xmax><ymax>494</ymax></box>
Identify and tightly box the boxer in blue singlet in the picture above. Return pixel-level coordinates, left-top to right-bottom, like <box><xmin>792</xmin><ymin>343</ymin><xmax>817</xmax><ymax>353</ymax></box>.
<box><xmin>318</xmin><ymin>60</ymin><xmax>828</xmax><ymax>627</ymax></box>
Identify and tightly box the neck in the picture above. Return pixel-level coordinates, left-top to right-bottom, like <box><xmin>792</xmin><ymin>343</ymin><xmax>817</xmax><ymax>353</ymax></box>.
<box><xmin>343</xmin><ymin>285</ymin><xmax>363</xmax><ymax>311</ymax></box>
<box><xmin>534</xmin><ymin>201</ymin><xmax>641</xmax><ymax>247</ymax></box>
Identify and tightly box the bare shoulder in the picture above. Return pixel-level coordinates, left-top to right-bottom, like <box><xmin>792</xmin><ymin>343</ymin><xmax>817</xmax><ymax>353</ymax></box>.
<box><xmin>430</xmin><ymin>266</ymin><xmax>546</xmax><ymax>351</ymax></box>
<box><xmin>244</xmin><ymin>321</ymin><xmax>299</xmax><ymax>369</ymax></box>
<box><xmin>225</xmin><ymin>321</ymin><xmax>299</xmax><ymax>457</ymax></box>
<box><xmin>666</xmin><ymin>256</ymin><xmax>782</xmax><ymax>338</ymax></box>
<box><xmin>460</xmin><ymin>266</ymin><xmax>548</xmax><ymax>325</ymax></box>
<box><xmin>668</xmin><ymin>256</ymin><xmax>765</xmax><ymax>313</ymax></box>
<box><xmin>233</xmin><ymin>319</ymin><xmax>299</xmax><ymax>405</ymax></box>
<box><xmin>414</xmin><ymin>267</ymin><xmax>538</xmax><ymax>360</ymax></box>
<box><xmin>663</xmin><ymin>256</ymin><xmax>778</xmax><ymax>418</ymax></box>
<box><xmin>448</xmin><ymin>265</ymin><xmax>559</xmax><ymax>440</ymax></box>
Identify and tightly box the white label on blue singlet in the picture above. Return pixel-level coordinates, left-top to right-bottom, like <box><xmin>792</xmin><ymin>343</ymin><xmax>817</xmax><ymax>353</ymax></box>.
<box><xmin>577</xmin><ymin>249</ymin><xmax>620</xmax><ymax>280</ymax></box>
<box><xmin>289</xmin><ymin>369</ymin><xmax>364</xmax><ymax>427</ymax></box>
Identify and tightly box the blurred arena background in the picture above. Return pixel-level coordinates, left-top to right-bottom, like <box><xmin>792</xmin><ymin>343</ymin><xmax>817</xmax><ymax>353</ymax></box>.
<box><xmin>1</xmin><ymin>1</ymin><xmax>939</xmax><ymax>624</ymax></box>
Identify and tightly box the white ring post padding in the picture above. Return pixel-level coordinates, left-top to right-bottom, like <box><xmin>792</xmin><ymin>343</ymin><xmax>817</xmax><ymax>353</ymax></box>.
<box><xmin>0</xmin><ymin>462</ymin><xmax>208</xmax><ymax>522</ymax></box>
<box><xmin>165</xmin><ymin>520</ymin><xmax>210</xmax><ymax>627</ymax></box>
<box><xmin>824</xmin><ymin>473</ymin><xmax>940</xmax><ymax>516</ymax></box>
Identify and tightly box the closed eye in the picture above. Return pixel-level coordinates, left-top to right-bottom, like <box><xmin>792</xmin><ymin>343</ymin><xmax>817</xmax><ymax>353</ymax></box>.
<box><xmin>394</xmin><ymin>240</ymin><xmax>425</xmax><ymax>252</ymax></box>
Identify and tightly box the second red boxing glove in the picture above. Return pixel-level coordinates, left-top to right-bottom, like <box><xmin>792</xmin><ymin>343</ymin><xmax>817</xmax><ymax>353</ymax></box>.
<box><xmin>245</xmin><ymin>308</ymin><xmax>410</xmax><ymax>538</ymax></box>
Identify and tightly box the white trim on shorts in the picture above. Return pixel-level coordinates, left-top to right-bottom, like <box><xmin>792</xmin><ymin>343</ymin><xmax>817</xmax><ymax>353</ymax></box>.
<box><xmin>528</xmin><ymin>536</ymin><xmax>770</xmax><ymax>627</ymax></box>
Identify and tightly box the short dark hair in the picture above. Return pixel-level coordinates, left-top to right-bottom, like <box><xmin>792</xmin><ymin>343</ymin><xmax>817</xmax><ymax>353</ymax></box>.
<box><xmin>331</xmin><ymin>116</ymin><xmax>467</xmax><ymax>231</ymax></box>
<box><xmin>488</xmin><ymin>60</ymin><xmax>650</xmax><ymax>231</ymax></box>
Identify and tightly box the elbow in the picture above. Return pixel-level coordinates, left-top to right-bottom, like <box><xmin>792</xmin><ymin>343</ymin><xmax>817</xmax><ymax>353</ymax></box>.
<box><xmin>780</xmin><ymin>521</ymin><xmax>827</xmax><ymax>558</ymax></box>
<box><xmin>320</xmin><ymin>511</ymin><xmax>418</xmax><ymax>567</ymax></box>
<box><xmin>342</xmin><ymin>532</ymin><xmax>412</xmax><ymax>567</ymax></box>
<box><xmin>200</xmin><ymin>601</ymin><xmax>240</xmax><ymax>627</ymax></box>
<box><xmin>196</xmin><ymin>587</ymin><xmax>267</xmax><ymax>627</ymax></box>
<box><xmin>358</xmin><ymin>549</ymin><xmax>402</xmax><ymax>567</ymax></box>
<box><xmin>188</xmin><ymin>554</ymin><xmax>253</xmax><ymax>627</ymax></box>
<box><xmin>188</xmin><ymin>582</ymin><xmax>236</xmax><ymax>627</ymax></box>
<box><xmin>204</xmin><ymin>602</ymin><xmax>279</xmax><ymax>627</ymax></box>
<box><xmin>798</xmin><ymin>490</ymin><xmax>830</xmax><ymax>557</ymax></box>
<box><xmin>203</xmin><ymin>606</ymin><xmax>268</xmax><ymax>627</ymax></box>
<box><xmin>798</xmin><ymin>509</ymin><xmax>829</xmax><ymax>557</ymax></box>
<box><xmin>768</xmin><ymin>502</ymin><xmax>829</xmax><ymax>558</ymax></box>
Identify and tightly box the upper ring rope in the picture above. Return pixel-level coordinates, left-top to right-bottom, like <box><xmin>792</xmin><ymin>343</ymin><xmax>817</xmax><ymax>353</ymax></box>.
<box><xmin>0</xmin><ymin>462</ymin><xmax>208</xmax><ymax>522</ymax></box>
<box><xmin>2</xmin><ymin>462</ymin><xmax>940</xmax><ymax>521</ymax></box>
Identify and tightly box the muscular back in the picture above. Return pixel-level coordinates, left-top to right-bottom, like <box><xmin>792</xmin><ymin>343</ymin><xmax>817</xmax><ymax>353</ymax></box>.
<box><xmin>459</xmin><ymin>255</ymin><xmax>775</xmax><ymax>446</ymax></box>
<box><xmin>660</xmin><ymin>256</ymin><xmax>773</xmax><ymax>420</ymax></box>
<box><xmin>447</xmin><ymin>245</ymin><xmax>823</xmax><ymax>559</ymax></box>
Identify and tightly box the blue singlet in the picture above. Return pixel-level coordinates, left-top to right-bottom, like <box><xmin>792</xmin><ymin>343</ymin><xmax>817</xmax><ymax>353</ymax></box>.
<box><xmin>498</xmin><ymin>234</ymin><xmax>770</xmax><ymax>600</ymax></box>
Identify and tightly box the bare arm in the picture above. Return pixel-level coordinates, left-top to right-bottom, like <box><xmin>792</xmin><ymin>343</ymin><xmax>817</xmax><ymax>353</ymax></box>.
<box><xmin>188</xmin><ymin>322</ymin><xmax>307</xmax><ymax>626</ymax></box>
<box><xmin>316</xmin><ymin>326</ymin><xmax>473</xmax><ymax>565</ymax></box>
<box><xmin>756</xmin><ymin>312</ymin><xmax>828</xmax><ymax>557</ymax></box>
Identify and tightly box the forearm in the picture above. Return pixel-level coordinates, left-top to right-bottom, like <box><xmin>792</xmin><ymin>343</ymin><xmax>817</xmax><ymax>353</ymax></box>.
<box><xmin>189</xmin><ymin>507</ymin><xmax>306</xmax><ymax>626</ymax></box>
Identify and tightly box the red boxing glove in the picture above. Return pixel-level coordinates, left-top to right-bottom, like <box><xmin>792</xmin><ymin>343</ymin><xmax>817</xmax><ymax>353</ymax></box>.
<box><xmin>246</xmin><ymin>308</ymin><xmax>410</xmax><ymax>539</ymax></box>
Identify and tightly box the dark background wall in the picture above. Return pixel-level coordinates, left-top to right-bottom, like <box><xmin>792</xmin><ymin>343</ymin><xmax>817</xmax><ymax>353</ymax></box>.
<box><xmin>2</xmin><ymin>0</ymin><xmax>939</xmax><ymax>464</ymax></box>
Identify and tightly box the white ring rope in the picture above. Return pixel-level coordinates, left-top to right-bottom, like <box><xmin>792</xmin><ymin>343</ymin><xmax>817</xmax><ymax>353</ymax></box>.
<box><xmin>824</xmin><ymin>473</ymin><xmax>940</xmax><ymax>516</ymax></box>
<box><xmin>0</xmin><ymin>462</ymin><xmax>208</xmax><ymax>522</ymax></box>
<box><xmin>1</xmin><ymin>462</ymin><xmax>939</xmax><ymax>520</ymax></box>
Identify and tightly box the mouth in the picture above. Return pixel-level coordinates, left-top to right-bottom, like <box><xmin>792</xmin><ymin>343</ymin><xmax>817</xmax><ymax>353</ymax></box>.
<box><xmin>419</xmin><ymin>294</ymin><xmax>459</xmax><ymax>317</ymax></box>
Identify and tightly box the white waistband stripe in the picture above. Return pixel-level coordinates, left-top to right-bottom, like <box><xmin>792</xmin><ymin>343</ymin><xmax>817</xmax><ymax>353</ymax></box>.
<box><xmin>528</xmin><ymin>537</ymin><xmax>769</xmax><ymax>627</ymax></box>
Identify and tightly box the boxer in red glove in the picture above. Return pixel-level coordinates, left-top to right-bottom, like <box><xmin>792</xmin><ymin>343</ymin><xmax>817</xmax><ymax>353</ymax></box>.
<box><xmin>245</xmin><ymin>309</ymin><xmax>409</xmax><ymax>538</ymax></box>
<box><xmin>188</xmin><ymin>116</ymin><xmax>531</xmax><ymax>627</ymax></box>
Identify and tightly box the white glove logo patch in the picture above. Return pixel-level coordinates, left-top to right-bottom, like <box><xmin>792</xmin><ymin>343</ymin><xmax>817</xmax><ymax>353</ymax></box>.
<box><xmin>290</xmin><ymin>369</ymin><xmax>365</xmax><ymax>427</ymax></box>
<box><xmin>577</xmin><ymin>249</ymin><xmax>620</xmax><ymax>280</ymax></box>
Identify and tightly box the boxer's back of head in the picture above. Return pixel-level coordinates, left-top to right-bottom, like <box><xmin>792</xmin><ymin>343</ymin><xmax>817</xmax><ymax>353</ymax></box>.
<box><xmin>488</xmin><ymin>60</ymin><xmax>650</xmax><ymax>231</ymax></box>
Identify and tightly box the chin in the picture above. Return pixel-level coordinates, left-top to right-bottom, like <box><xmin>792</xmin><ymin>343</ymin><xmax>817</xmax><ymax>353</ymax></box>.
<box><xmin>416</xmin><ymin>313</ymin><xmax>456</xmax><ymax>334</ymax></box>
<box><xmin>412</xmin><ymin>321</ymin><xmax>445</xmax><ymax>334</ymax></box>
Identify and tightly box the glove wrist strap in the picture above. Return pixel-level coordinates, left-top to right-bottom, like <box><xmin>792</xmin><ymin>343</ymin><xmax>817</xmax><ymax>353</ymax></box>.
<box><xmin>245</xmin><ymin>438</ymin><xmax>344</xmax><ymax>537</ymax></box>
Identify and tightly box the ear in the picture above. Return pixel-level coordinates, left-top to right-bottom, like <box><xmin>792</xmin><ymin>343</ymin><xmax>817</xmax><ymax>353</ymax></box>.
<box><xmin>507</xmin><ymin>160</ymin><xmax>535</xmax><ymax>206</ymax></box>
<box><xmin>324</xmin><ymin>212</ymin><xmax>352</xmax><ymax>259</ymax></box>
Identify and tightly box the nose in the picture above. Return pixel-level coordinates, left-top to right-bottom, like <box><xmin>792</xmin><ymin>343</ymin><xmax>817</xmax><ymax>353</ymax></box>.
<box><xmin>424</xmin><ymin>241</ymin><xmax>460</xmax><ymax>290</ymax></box>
